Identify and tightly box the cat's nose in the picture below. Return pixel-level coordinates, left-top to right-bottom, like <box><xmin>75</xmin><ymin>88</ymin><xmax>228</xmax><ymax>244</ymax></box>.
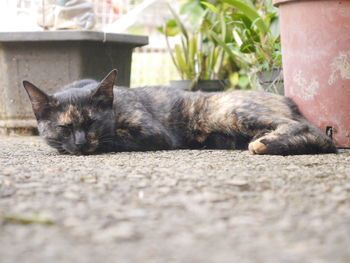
<box><xmin>74</xmin><ymin>130</ymin><xmax>87</xmax><ymax>146</ymax></box>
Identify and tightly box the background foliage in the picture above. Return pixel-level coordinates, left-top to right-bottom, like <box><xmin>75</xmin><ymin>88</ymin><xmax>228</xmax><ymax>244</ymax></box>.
<box><xmin>161</xmin><ymin>0</ymin><xmax>281</xmax><ymax>90</ymax></box>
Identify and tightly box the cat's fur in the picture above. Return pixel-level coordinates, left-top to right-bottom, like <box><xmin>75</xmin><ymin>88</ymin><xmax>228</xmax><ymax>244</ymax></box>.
<box><xmin>23</xmin><ymin>69</ymin><xmax>337</xmax><ymax>155</ymax></box>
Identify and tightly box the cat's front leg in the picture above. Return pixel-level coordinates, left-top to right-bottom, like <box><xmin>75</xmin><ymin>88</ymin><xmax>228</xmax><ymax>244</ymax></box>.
<box><xmin>138</xmin><ymin>127</ymin><xmax>174</xmax><ymax>151</ymax></box>
<box><xmin>115</xmin><ymin>120</ymin><xmax>174</xmax><ymax>151</ymax></box>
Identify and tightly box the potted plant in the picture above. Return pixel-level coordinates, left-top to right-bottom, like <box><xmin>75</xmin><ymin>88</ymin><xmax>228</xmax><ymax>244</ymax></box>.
<box><xmin>160</xmin><ymin>2</ymin><xmax>233</xmax><ymax>91</ymax></box>
<box><xmin>274</xmin><ymin>0</ymin><xmax>350</xmax><ymax>148</ymax></box>
<box><xmin>206</xmin><ymin>0</ymin><xmax>283</xmax><ymax>93</ymax></box>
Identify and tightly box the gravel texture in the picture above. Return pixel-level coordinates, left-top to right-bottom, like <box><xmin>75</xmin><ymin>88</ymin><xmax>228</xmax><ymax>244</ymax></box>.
<box><xmin>0</xmin><ymin>136</ymin><xmax>350</xmax><ymax>263</ymax></box>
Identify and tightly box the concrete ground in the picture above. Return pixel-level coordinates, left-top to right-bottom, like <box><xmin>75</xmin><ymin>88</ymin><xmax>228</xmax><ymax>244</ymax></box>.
<box><xmin>0</xmin><ymin>136</ymin><xmax>350</xmax><ymax>263</ymax></box>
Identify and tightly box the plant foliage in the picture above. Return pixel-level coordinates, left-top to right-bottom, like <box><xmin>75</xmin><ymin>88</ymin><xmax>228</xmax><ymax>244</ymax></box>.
<box><xmin>160</xmin><ymin>0</ymin><xmax>282</xmax><ymax>90</ymax></box>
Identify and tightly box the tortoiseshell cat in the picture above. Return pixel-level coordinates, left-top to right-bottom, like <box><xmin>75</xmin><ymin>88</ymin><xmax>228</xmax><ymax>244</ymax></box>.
<box><xmin>23</xmin><ymin>69</ymin><xmax>337</xmax><ymax>155</ymax></box>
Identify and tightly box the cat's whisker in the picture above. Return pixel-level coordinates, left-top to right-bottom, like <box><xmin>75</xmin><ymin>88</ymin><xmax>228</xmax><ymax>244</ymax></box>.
<box><xmin>47</xmin><ymin>138</ymin><xmax>61</xmax><ymax>143</ymax></box>
<box><xmin>47</xmin><ymin>141</ymin><xmax>62</xmax><ymax>147</ymax></box>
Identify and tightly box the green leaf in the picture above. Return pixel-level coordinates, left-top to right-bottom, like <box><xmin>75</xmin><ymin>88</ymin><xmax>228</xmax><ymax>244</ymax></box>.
<box><xmin>243</xmin><ymin>27</ymin><xmax>260</xmax><ymax>43</ymax></box>
<box><xmin>180</xmin><ymin>1</ymin><xmax>204</xmax><ymax>15</ymax></box>
<box><xmin>167</xmin><ymin>3</ymin><xmax>189</xmax><ymax>40</ymax></box>
<box><xmin>238</xmin><ymin>75</ymin><xmax>250</xmax><ymax>89</ymax></box>
<box><xmin>209</xmin><ymin>31</ymin><xmax>250</xmax><ymax>66</ymax></box>
<box><xmin>218</xmin><ymin>0</ymin><xmax>268</xmax><ymax>33</ymax></box>
<box><xmin>2</xmin><ymin>213</ymin><xmax>54</xmax><ymax>225</ymax></box>
<box><xmin>220</xmin><ymin>13</ymin><xmax>227</xmax><ymax>42</ymax></box>
<box><xmin>231</xmin><ymin>13</ymin><xmax>252</xmax><ymax>29</ymax></box>
<box><xmin>158</xmin><ymin>19</ymin><xmax>180</xmax><ymax>37</ymax></box>
<box><xmin>270</xmin><ymin>17</ymin><xmax>280</xmax><ymax>39</ymax></box>
<box><xmin>200</xmin><ymin>1</ymin><xmax>218</xmax><ymax>13</ymax></box>
<box><xmin>174</xmin><ymin>44</ymin><xmax>190</xmax><ymax>79</ymax></box>
<box><xmin>232</xmin><ymin>29</ymin><xmax>243</xmax><ymax>47</ymax></box>
<box><xmin>180</xmin><ymin>1</ymin><xmax>205</xmax><ymax>26</ymax></box>
<box><xmin>188</xmin><ymin>36</ymin><xmax>198</xmax><ymax>71</ymax></box>
<box><xmin>240</xmin><ymin>41</ymin><xmax>256</xmax><ymax>53</ymax></box>
<box><xmin>229</xmin><ymin>72</ymin><xmax>239</xmax><ymax>86</ymax></box>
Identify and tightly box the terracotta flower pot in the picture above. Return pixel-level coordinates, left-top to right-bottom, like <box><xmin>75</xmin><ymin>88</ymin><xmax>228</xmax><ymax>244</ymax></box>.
<box><xmin>274</xmin><ymin>0</ymin><xmax>350</xmax><ymax>148</ymax></box>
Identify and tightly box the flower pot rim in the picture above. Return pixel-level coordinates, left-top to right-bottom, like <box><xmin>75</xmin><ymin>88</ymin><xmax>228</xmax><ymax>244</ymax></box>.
<box><xmin>273</xmin><ymin>0</ymin><xmax>350</xmax><ymax>7</ymax></box>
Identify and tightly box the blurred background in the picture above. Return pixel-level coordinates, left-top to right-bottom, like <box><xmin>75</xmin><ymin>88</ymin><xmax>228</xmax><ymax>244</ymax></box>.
<box><xmin>0</xmin><ymin>0</ymin><xmax>281</xmax><ymax>90</ymax></box>
<box><xmin>0</xmin><ymin>0</ymin><xmax>180</xmax><ymax>88</ymax></box>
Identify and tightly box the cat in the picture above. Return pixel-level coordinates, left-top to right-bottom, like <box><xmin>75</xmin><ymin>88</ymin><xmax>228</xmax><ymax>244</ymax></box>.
<box><xmin>22</xmin><ymin>69</ymin><xmax>337</xmax><ymax>155</ymax></box>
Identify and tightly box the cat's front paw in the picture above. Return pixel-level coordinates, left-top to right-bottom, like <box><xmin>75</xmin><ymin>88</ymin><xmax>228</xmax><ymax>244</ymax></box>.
<box><xmin>248</xmin><ymin>139</ymin><xmax>268</xmax><ymax>154</ymax></box>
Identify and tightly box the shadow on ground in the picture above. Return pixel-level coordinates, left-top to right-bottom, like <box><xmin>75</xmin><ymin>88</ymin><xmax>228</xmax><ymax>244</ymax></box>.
<box><xmin>1</xmin><ymin>136</ymin><xmax>350</xmax><ymax>263</ymax></box>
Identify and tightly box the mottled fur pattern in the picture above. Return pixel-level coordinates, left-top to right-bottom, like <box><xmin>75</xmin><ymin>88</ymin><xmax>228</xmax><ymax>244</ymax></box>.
<box><xmin>23</xmin><ymin>70</ymin><xmax>337</xmax><ymax>155</ymax></box>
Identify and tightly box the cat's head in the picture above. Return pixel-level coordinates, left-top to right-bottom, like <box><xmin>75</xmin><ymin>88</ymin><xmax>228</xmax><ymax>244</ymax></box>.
<box><xmin>23</xmin><ymin>70</ymin><xmax>117</xmax><ymax>155</ymax></box>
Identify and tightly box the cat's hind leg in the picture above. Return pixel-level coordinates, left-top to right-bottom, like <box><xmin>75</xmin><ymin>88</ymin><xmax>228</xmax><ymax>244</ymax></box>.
<box><xmin>248</xmin><ymin>120</ymin><xmax>337</xmax><ymax>155</ymax></box>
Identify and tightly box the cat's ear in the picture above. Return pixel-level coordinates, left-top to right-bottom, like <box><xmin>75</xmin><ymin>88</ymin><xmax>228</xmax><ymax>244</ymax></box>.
<box><xmin>92</xmin><ymin>69</ymin><xmax>117</xmax><ymax>106</ymax></box>
<box><xmin>23</xmin><ymin>81</ymin><xmax>50</xmax><ymax>119</ymax></box>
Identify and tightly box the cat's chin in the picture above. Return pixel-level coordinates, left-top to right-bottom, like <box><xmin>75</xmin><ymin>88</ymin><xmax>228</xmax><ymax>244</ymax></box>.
<box><xmin>60</xmin><ymin>143</ymin><xmax>101</xmax><ymax>155</ymax></box>
<box><xmin>46</xmin><ymin>138</ymin><xmax>101</xmax><ymax>155</ymax></box>
<box><xmin>58</xmin><ymin>149</ymin><xmax>90</xmax><ymax>155</ymax></box>
<box><xmin>58</xmin><ymin>144</ymin><xmax>84</xmax><ymax>155</ymax></box>
<box><xmin>68</xmin><ymin>152</ymin><xmax>89</xmax><ymax>156</ymax></box>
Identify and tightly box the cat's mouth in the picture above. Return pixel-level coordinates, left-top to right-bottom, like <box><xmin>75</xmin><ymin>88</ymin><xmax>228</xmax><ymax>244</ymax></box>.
<box><xmin>46</xmin><ymin>136</ymin><xmax>103</xmax><ymax>155</ymax></box>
